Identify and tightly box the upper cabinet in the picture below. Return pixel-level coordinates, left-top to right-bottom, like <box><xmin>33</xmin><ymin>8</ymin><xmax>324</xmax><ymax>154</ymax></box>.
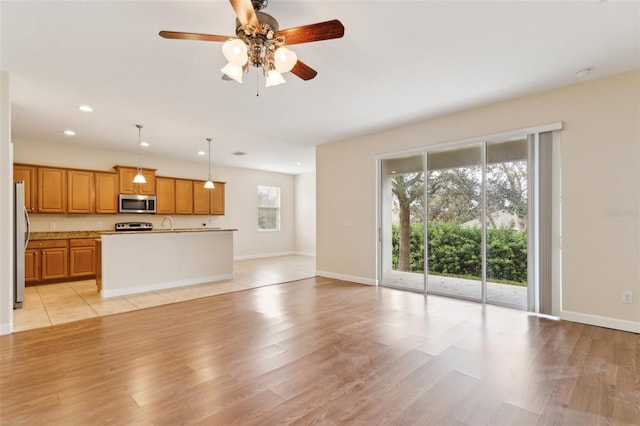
<box><xmin>174</xmin><ymin>179</ymin><xmax>193</xmax><ymax>215</ymax></box>
<box><xmin>156</xmin><ymin>177</ymin><xmax>175</xmax><ymax>214</ymax></box>
<box><xmin>13</xmin><ymin>164</ymin><xmax>37</xmax><ymax>213</ymax></box>
<box><xmin>116</xmin><ymin>166</ymin><xmax>156</xmax><ymax>195</ymax></box>
<box><xmin>38</xmin><ymin>168</ymin><xmax>67</xmax><ymax>213</ymax></box>
<box><xmin>94</xmin><ymin>172</ymin><xmax>119</xmax><ymax>214</ymax></box>
<box><xmin>67</xmin><ymin>170</ymin><xmax>95</xmax><ymax>214</ymax></box>
<box><xmin>193</xmin><ymin>180</ymin><xmax>226</xmax><ymax>215</ymax></box>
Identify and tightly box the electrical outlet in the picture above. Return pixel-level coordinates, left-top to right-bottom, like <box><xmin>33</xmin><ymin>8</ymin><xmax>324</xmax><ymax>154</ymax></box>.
<box><xmin>96</xmin><ymin>222</ymin><xmax>102</xmax><ymax>229</ymax></box>
<box><xmin>49</xmin><ymin>222</ymin><xmax>56</xmax><ymax>229</ymax></box>
<box><xmin>621</xmin><ymin>291</ymin><xmax>633</xmax><ymax>304</ymax></box>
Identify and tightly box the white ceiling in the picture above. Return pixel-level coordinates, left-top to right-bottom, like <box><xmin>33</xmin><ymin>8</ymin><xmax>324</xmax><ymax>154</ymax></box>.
<box><xmin>2</xmin><ymin>1</ymin><xmax>639</xmax><ymax>175</ymax></box>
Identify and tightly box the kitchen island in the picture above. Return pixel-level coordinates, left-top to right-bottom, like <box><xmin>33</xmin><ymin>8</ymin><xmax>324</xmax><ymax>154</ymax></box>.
<box><xmin>98</xmin><ymin>228</ymin><xmax>236</xmax><ymax>298</ymax></box>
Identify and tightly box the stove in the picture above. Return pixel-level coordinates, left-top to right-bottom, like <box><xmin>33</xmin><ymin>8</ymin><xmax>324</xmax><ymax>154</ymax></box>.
<box><xmin>115</xmin><ymin>222</ymin><xmax>153</xmax><ymax>232</ymax></box>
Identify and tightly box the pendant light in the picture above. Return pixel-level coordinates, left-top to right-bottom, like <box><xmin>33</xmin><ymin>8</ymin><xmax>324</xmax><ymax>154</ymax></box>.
<box><xmin>133</xmin><ymin>124</ymin><xmax>147</xmax><ymax>184</ymax></box>
<box><xmin>204</xmin><ymin>138</ymin><xmax>215</xmax><ymax>189</ymax></box>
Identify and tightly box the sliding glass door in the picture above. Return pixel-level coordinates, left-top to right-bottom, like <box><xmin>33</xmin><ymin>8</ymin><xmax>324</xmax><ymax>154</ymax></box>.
<box><xmin>379</xmin><ymin>132</ymin><xmax>543</xmax><ymax>311</ymax></box>
<box><xmin>426</xmin><ymin>144</ymin><xmax>483</xmax><ymax>301</ymax></box>
<box><xmin>379</xmin><ymin>154</ymin><xmax>425</xmax><ymax>291</ymax></box>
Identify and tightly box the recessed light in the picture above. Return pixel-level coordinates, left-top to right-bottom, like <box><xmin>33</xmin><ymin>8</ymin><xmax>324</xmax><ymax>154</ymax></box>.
<box><xmin>63</xmin><ymin>129</ymin><xmax>76</xmax><ymax>136</ymax></box>
<box><xmin>197</xmin><ymin>150</ymin><xmax>206</xmax><ymax>156</ymax></box>
<box><xmin>140</xmin><ymin>141</ymin><xmax>150</xmax><ymax>147</ymax></box>
<box><xmin>296</xmin><ymin>162</ymin><xmax>302</xmax><ymax>166</ymax></box>
<box><xmin>233</xmin><ymin>151</ymin><xmax>247</xmax><ymax>156</ymax></box>
<box><xmin>78</xmin><ymin>105</ymin><xmax>93</xmax><ymax>112</ymax></box>
<box><xmin>576</xmin><ymin>68</ymin><xmax>591</xmax><ymax>78</ymax></box>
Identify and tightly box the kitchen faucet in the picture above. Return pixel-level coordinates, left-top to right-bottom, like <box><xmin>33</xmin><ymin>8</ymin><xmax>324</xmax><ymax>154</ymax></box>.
<box><xmin>161</xmin><ymin>216</ymin><xmax>174</xmax><ymax>231</ymax></box>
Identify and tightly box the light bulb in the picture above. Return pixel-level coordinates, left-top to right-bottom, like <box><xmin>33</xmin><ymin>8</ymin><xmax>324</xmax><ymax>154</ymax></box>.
<box><xmin>204</xmin><ymin>179</ymin><xmax>215</xmax><ymax>189</ymax></box>
<box><xmin>222</xmin><ymin>39</ymin><xmax>248</xmax><ymax>66</ymax></box>
<box><xmin>274</xmin><ymin>47</ymin><xmax>297</xmax><ymax>73</ymax></box>
<box><xmin>265</xmin><ymin>70</ymin><xmax>286</xmax><ymax>87</ymax></box>
<box><xmin>133</xmin><ymin>171</ymin><xmax>147</xmax><ymax>184</ymax></box>
<box><xmin>221</xmin><ymin>62</ymin><xmax>244</xmax><ymax>83</ymax></box>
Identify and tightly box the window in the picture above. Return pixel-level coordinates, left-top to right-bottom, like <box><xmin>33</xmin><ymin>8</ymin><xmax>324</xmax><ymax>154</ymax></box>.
<box><xmin>258</xmin><ymin>185</ymin><xmax>280</xmax><ymax>231</ymax></box>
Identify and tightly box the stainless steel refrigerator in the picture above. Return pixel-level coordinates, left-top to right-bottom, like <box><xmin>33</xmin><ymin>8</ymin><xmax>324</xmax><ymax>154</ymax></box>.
<box><xmin>14</xmin><ymin>181</ymin><xmax>30</xmax><ymax>309</ymax></box>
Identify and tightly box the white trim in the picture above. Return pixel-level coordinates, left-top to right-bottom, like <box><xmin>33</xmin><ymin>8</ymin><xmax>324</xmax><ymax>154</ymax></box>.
<box><xmin>0</xmin><ymin>322</ymin><xmax>11</xmax><ymax>335</ymax></box>
<box><xmin>561</xmin><ymin>310</ymin><xmax>640</xmax><ymax>334</ymax></box>
<box><xmin>294</xmin><ymin>251</ymin><xmax>316</xmax><ymax>258</ymax></box>
<box><xmin>317</xmin><ymin>270</ymin><xmax>376</xmax><ymax>286</ymax></box>
<box><xmin>234</xmin><ymin>251</ymin><xmax>296</xmax><ymax>261</ymax></box>
<box><xmin>100</xmin><ymin>274</ymin><xmax>233</xmax><ymax>298</ymax></box>
<box><xmin>375</xmin><ymin>121</ymin><xmax>563</xmax><ymax>160</ymax></box>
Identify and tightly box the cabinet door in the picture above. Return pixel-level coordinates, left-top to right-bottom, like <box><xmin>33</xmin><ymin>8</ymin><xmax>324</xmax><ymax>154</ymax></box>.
<box><xmin>175</xmin><ymin>179</ymin><xmax>193</xmax><ymax>214</ymax></box>
<box><xmin>95</xmin><ymin>172</ymin><xmax>119</xmax><ymax>214</ymax></box>
<box><xmin>14</xmin><ymin>165</ymin><xmax>37</xmax><ymax>213</ymax></box>
<box><xmin>69</xmin><ymin>240</ymin><xmax>96</xmax><ymax>277</ymax></box>
<box><xmin>156</xmin><ymin>177</ymin><xmax>175</xmax><ymax>214</ymax></box>
<box><xmin>41</xmin><ymin>246</ymin><xmax>68</xmax><ymax>280</ymax></box>
<box><xmin>118</xmin><ymin>167</ymin><xmax>156</xmax><ymax>195</ymax></box>
<box><xmin>67</xmin><ymin>170</ymin><xmax>95</xmax><ymax>214</ymax></box>
<box><xmin>193</xmin><ymin>181</ymin><xmax>210</xmax><ymax>215</ymax></box>
<box><xmin>24</xmin><ymin>249</ymin><xmax>40</xmax><ymax>284</ymax></box>
<box><xmin>38</xmin><ymin>168</ymin><xmax>67</xmax><ymax>213</ymax></box>
<box><xmin>210</xmin><ymin>182</ymin><xmax>225</xmax><ymax>215</ymax></box>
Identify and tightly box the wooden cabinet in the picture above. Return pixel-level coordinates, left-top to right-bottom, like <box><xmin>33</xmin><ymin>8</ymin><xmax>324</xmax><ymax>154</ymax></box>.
<box><xmin>14</xmin><ymin>164</ymin><xmax>37</xmax><ymax>213</ymax></box>
<box><xmin>24</xmin><ymin>248</ymin><xmax>40</xmax><ymax>284</ymax></box>
<box><xmin>193</xmin><ymin>181</ymin><xmax>210</xmax><ymax>215</ymax></box>
<box><xmin>193</xmin><ymin>181</ymin><xmax>225</xmax><ymax>215</ymax></box>
<box><xmin>117</xmin><ymin>166</ymin><xmax>156</xmax><ymax>195</ymax></box>
<box><xmin>27</xmin><ymin>240</ymin><xmax>69</xmax><ymax>283</ymax></box>
<box><xmin>156</xmin><ymin>177</ymin><xmax>175</xmax><ymax>214</ymax></box>
<box><xmin>175</xmin><ymin>179</ymin><xmax>193</xmax><ymax>214</ymax></box>
<box><xmin>210</xmin><ymin>182</ymin><xmax>225</xmax><ymax>215</ymax></box>
<box><xmin>38</xmin><ymin>168</ymin><xmax>67</xmax><ymax>213</ymax></box>
<box><xmin>95</xmin><ymin>172</ymin><xmax>119</xmax><ymax>214</ymax></box>
<box><xmin>69</xmin><ymin>239</ymin><xmax>96</xmax><ymax>278</ymax></box>
<box><xmin>67</xmin><ymin>170</ymin><xmax>95</xmax><ymax>214</ymax></box>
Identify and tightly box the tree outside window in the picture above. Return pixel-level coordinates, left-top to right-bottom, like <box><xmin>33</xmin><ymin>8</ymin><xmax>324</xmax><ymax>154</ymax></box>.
<box><xmin>258</xmin><ymin>185</ymin><xmax>280</xmax><ymax>231</ymax></box>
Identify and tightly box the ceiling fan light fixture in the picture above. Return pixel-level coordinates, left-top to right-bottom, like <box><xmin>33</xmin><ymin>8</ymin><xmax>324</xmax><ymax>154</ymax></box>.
<box><xmin>221</xmin><ymin>62</ymin><xmax>244</xmax><ymax>83</ymax></box>
<box><xmin>222</xmin><ymin>38</ymin><xmax>248</xmax><ymax>65</ymax></box>
<box><xmin>274</xmin><ymin>47</ymin><xmax>297</xmax><ymax>73</ymax></box>
<box><xmin>265</xmin><ymin>69</ymin><xmax>286</xmax><ymax>87</ymax></box>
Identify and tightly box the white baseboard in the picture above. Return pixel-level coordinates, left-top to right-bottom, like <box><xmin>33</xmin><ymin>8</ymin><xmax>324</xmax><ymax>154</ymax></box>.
<box><xmin>561</xmin><ymin>310</ymin><xmax>640</xmax><ymax>334</ymax></box>
<box><xmin>0</xmin><ymin>321</ymin><xmax>12</xmax><ymax>336</ymax></box>
<box><xmin>234</xmin><ymin>251</ymin><xmax>297</xmax><ymax>261</ymax></box>
<box><xmin>316</xmin><ymin>270</ymin><xmax>376</xmax><ymax>286</ymax></box>
<box><xmin>295</xmin><ymin>251</ymin><xmax>316</xmax><ymax>258</ymax></box>
<box><xmin>100</xmin><ymin>274</ymin><xmax>233</xmax><ymax>298</ymax></box>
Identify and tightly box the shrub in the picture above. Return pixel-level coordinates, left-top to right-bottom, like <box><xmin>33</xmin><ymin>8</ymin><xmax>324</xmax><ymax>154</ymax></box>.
<box><xmin>391</xmin><ymin>221</ymin><xmax>527</xmax><ymax>285</ymax></box>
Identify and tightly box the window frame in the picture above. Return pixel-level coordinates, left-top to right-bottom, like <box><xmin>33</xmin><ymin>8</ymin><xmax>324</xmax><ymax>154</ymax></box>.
<box><xmin>257</xmin><ymin>185</ymin><xmax>281</xmax><ymax>232</ymax></box>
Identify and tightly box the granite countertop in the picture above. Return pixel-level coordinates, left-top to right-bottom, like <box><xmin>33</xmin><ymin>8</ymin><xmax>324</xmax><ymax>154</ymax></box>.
<box><xmin>100</xmin><ymin>228</ymin><xmax>237</xmax><ymax>235</ymax></box>
<box><xmin>29</xmin><ymin>231</ymin><xmax>102</xmax><ymax>241</ymax></box>
<box><xmin>29</xmin><ymin>228</ymin><xmax>236</xmax><ymax>241</ymax></box>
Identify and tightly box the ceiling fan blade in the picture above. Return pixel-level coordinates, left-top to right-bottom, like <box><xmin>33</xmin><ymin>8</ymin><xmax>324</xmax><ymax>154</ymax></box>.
<box><xmin>222</xmin><ymin>74</ymin><xmax>233</xmax><ymax>81</ymax></box>
<box><xmin>290</xmin><ymin>60</ymin><xmax>318</xmax><ymax>81</ymax></box>
<box><xmin>276</xmin><ymin>20</ymin><xmax>344</xmax><ymax>45</ymax></box>
<box><xmin>159</xmin><ymin>31</ymin><xmax>230</xmax><ymax>43</ymax></box>
<box><xmin>229</xmin><ymin>0</ymin><xmax>262</xmax><ymax>32</ymax></box>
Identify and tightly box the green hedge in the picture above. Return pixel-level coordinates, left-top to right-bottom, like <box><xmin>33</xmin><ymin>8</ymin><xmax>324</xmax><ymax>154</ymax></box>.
<box><xmin>392</xmin><ymin>222</ymin><xmax>527</xmax><ymax>284</ymax></box>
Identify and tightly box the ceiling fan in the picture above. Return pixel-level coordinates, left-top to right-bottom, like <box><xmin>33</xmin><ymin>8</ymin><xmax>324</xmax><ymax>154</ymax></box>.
<box><xmin>159</xmin><ymin>0</ymin><xmax>344</xmax><ymax>87</ymax></box>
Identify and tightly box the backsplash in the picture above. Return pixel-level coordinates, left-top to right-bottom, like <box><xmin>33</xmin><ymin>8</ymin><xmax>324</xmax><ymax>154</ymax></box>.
<box><xmin>28</xmin><ymin>213</ymin><xmax>225</xmax><ymax>233</ymax></box>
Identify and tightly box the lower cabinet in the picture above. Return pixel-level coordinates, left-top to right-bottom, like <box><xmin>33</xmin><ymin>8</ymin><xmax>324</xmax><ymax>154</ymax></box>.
<box><xmin>69</xmin><ymin>239</ymin><xmax>96</xmax><ymax>278</ymax></box>
<box><xmin>26</xmin><ymin>238</ymin><xmax>97</xmax><ymax>285</ymax></box>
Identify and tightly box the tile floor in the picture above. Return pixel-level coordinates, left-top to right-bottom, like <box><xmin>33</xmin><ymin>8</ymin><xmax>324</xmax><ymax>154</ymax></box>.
<box><xmin>13</xmin><ymin>255</ymin><xmax>316</xmax><ymax>332</ymax></box>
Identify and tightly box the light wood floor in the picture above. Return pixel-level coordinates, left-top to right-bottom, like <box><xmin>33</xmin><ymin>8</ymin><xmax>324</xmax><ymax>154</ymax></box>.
<box><xmin>13</xmin><ymin>255</ymin><xmax>316</xmax><ymax>332</ymax></box>
<box><xmin>2</xmin><ymin>277</ymin><xmax>638</xmax><ymax>425</ymax></box>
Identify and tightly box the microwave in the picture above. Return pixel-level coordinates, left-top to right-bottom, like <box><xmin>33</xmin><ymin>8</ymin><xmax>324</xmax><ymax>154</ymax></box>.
<box><xmin>119</xmin><ymin>194</ymin><xmax>156</xmax><ymax>214</ymax></box>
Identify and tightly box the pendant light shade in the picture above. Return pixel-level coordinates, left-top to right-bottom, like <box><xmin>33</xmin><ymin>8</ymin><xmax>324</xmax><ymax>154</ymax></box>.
<box><xmin>133</xmin><ymin>124</ymin><xmax>147</xmax><ymax>184</ymax></box>
<box><xmin>204</xmin><ymin>138</ymin><xmax>215</xmax><ymax>189</ymax></box>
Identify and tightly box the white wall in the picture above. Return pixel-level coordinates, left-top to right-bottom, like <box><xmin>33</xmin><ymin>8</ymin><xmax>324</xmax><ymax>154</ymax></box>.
<box><xmin>0</xmin><ymin>72</ymin><xmax>13</xmax><ymax>334</ymax></box>
<box><xmin>13</xmin><ymin>139</ymin><xmax>298</xmax><ymax>259</ymax></box>
<box><xmin>317</xmin><ymin>70</ymin><xmax>640</xmax><ymax>333</ymax></box>
<box><xmin>294</xmin><ymin>172</ymin><xmax>316</xmax><ymax>256</ymax></box>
